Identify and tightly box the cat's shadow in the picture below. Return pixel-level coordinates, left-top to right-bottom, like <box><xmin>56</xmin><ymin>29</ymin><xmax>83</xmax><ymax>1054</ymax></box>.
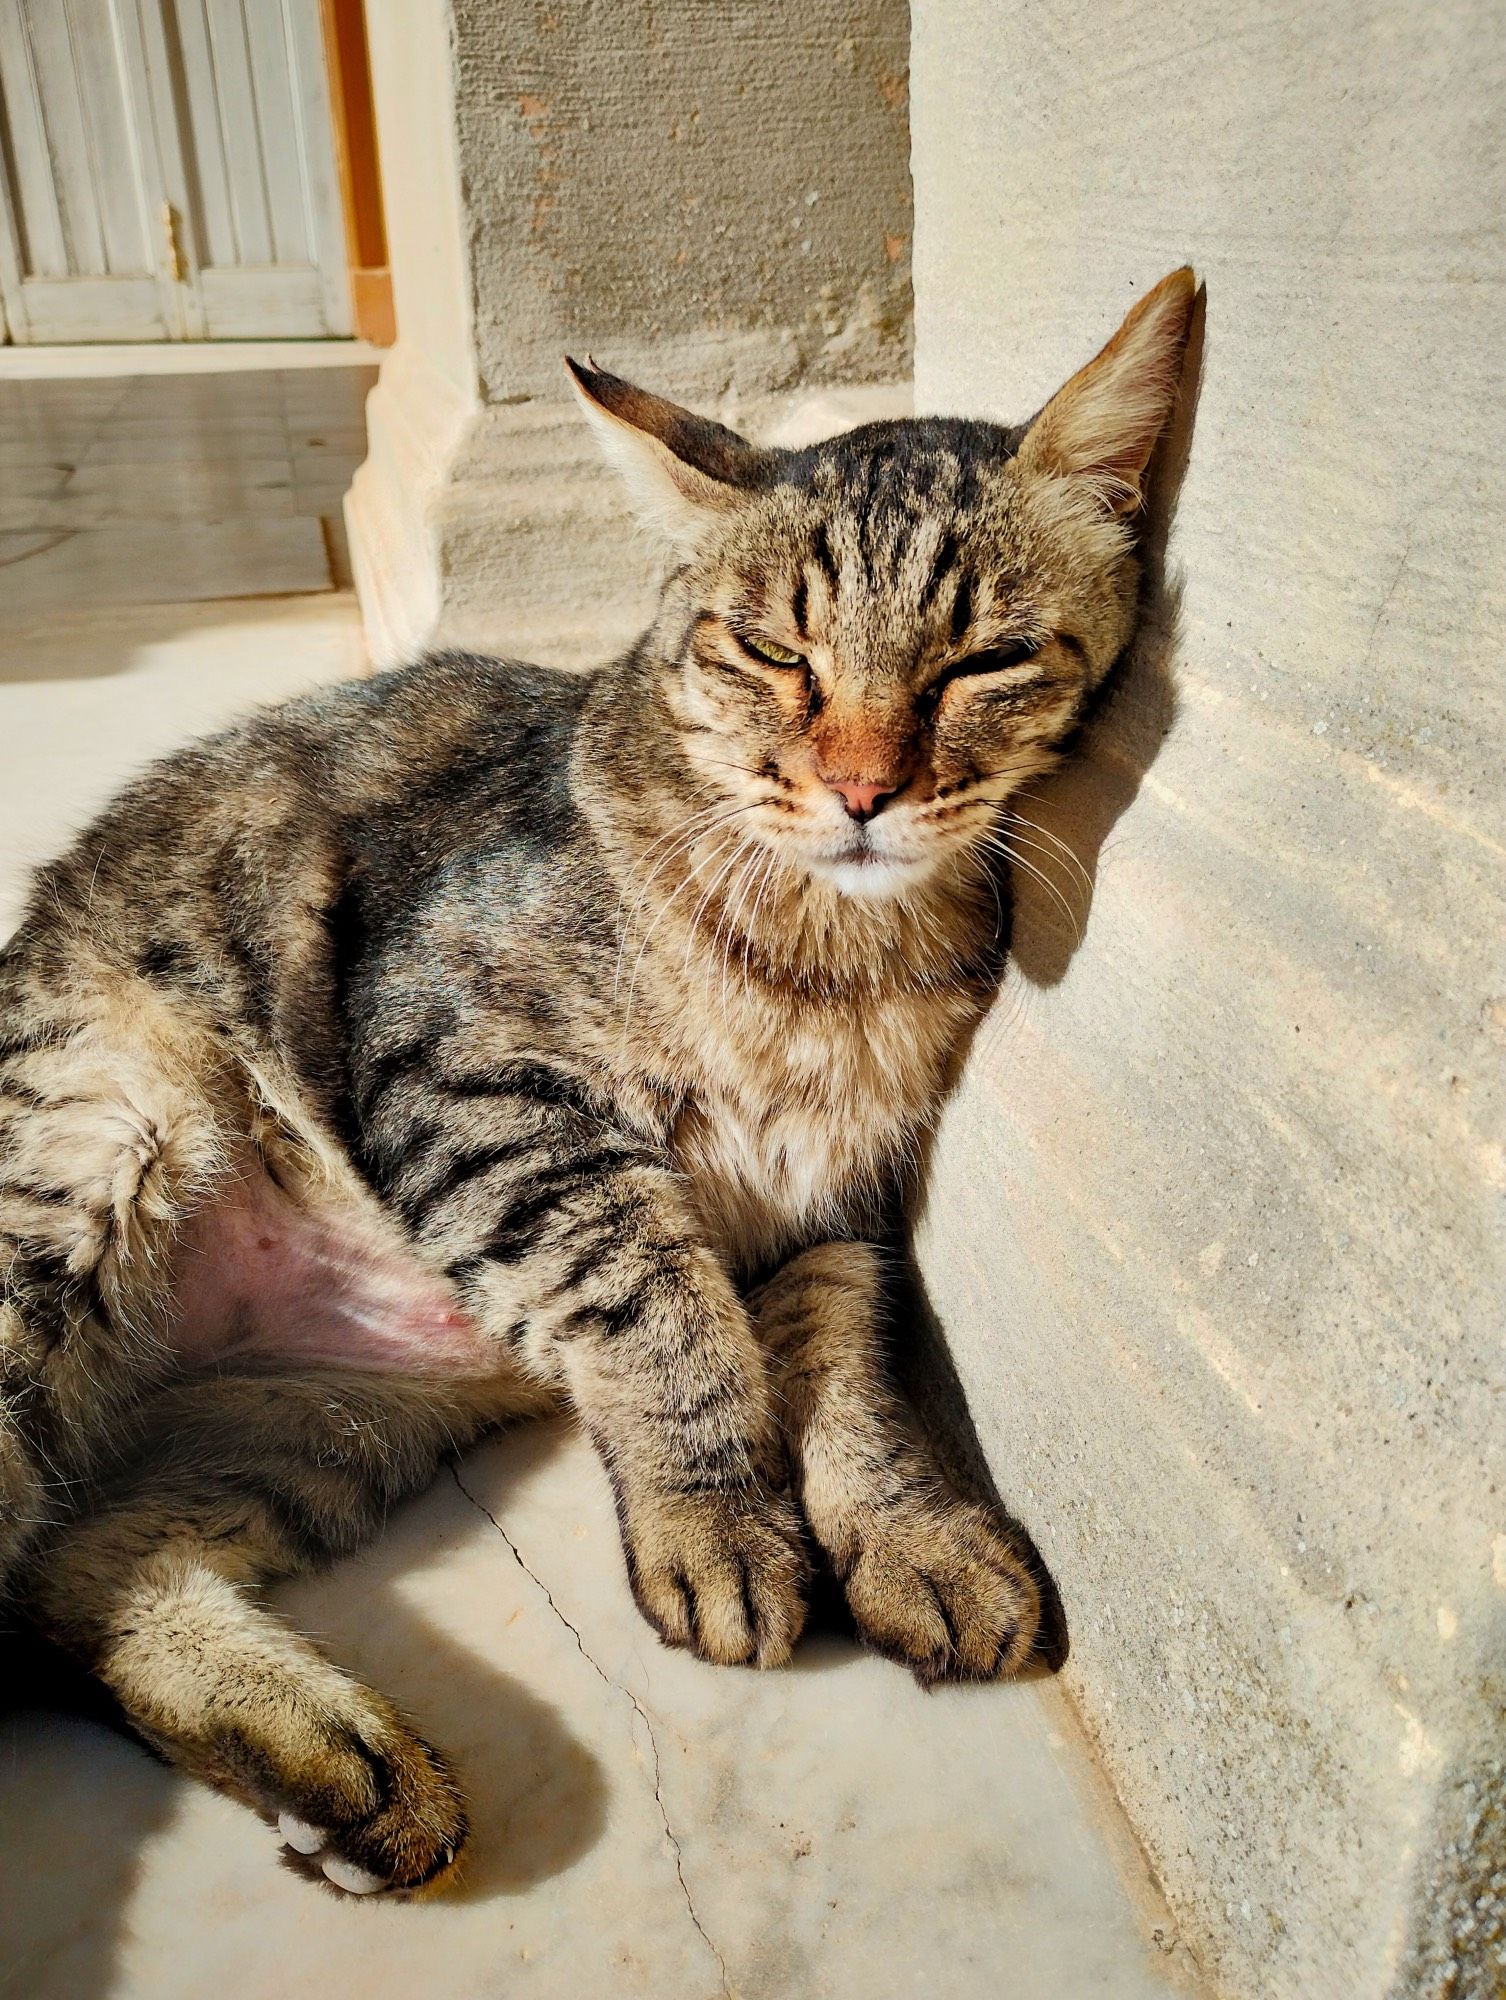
<box><xmin>0</xmin><ymin>1446</ymin><xmax>609</xmax><ymax>2000</ymax></box>
<box><xmin>887</xmin><ymin>285</ymin><xmax>1208</xmax><ymax>1677</ymax></box>
<box><xmin>991</xmin><ymin>283</ymin><xmax>1207</xmax><ymax>990</ymax></box>
<box><xmin>275</xmin><ymin>1544</ymin><xmax>611</xmax><ymax>1903</ymax></box>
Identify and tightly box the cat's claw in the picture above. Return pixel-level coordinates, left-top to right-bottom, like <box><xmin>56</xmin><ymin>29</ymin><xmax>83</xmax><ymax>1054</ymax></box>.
<box><xmin>624</xmin><ymin>1482</ymin><xmax>810</xmax><ymax>1669</ymax></box>
<box><xmin>839</xmin><ymin>1494</ymin><xmax>1042</xmax><ymax>1684</ymax></box>
<box><xmin>256</xmin><ymin>1719</ymin><xmax>466</xmax><ymax>1896</ymax></box>
<box><xmin>277</xmin><ymin>1811</ymin><xmax>394</xmax><ymax>1895</ymax></box>
<box><xmin>277</xmin><ymin>1811</ymin><xmax>327</xmax><ymax>1855</ymax></box>
<box><xmin>321</xmin><ymin>1857</ymin><xmax>387</xmax><ymax>1896</ymax></box>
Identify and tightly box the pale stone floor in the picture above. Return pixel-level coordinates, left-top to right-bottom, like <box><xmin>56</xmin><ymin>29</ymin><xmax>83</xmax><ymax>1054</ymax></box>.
<box><xmin>0</xmin><ymin>366</ymin><xmax>1195</xmax><ymax>2000</ymax></box>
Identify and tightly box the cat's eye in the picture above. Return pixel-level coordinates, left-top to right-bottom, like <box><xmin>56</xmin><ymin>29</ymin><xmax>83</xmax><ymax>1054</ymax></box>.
<box><xmin>924</xmin><ymin>637</ymin><xmax>1042</xmax><ymax>703</ymax></box>
<box><xmin>737</xmin><ymin>632</ymin><xmax>807</xmax><ymax>669</ymax></box>
<box><xmin>945</xmin><ymin>638</ymin><xmax>1041</xmax><ymax>680</ymax></box>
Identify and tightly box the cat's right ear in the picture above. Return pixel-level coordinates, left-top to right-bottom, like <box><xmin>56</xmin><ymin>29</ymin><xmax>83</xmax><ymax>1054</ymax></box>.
<box><xmin>565</xmin><ymin>357</ymin><xmax>777</xmax><ymax>551</ymax></box>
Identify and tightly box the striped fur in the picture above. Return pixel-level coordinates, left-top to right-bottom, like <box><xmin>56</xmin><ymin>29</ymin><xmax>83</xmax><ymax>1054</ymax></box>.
<box><xmin>0</xmin><ymin>272</ymin><xmax>1194</xmax><ymax>1893</ymax></box>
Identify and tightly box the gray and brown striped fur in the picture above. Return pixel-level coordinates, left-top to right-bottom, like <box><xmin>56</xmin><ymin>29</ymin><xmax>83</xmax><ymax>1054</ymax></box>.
<box><xmin>0</xmin><ymin>271</ymin><xmax>1195</xmax><ymax>1894</ymax></box>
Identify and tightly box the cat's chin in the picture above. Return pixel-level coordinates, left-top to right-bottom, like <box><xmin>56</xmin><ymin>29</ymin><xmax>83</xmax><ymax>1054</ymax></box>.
<box><xmin>806</xmin><ymin>850</ymin><xmax>939</xmax><ymax>901</ymax></box>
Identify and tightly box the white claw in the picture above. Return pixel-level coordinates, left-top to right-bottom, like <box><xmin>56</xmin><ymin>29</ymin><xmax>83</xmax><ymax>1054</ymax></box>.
<box><xmin>277</xmin><ymin>1812</ymin><xmax>327</xmax><ymax>1856</ymax></box>
<box><xmin>322</xmin><ymin>1857</ymin><xmax>387</xmax><ymax>1896</ymax></box>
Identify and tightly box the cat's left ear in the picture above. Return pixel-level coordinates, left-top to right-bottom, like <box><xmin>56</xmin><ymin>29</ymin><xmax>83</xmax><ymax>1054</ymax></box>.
<box><xmin>566</xmin><ymin>357</ymin><xmax>777</xmax><ymax>550</ymax></box>
<box><xmin>1015</xmin><ymin>267</ymin><xmax>1197</xmax><ymax>515</ymax></box>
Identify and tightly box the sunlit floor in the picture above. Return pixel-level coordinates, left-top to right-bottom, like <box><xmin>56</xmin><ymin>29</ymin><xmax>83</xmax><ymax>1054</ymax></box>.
<box><xmin>0</xmin><ymin>360</ymin><xmax>375</xmax><ymax>615</ymax></box>
<box><xmin>0</xmin><ymin>364</ymin><xmax>1197</xmax><ymax>2000</ymax></box>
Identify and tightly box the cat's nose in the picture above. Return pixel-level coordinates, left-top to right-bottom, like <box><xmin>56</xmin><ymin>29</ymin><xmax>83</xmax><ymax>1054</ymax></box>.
<box><xmin>825</xmin><ymin>778</ymin><xmax>898</xmax><ymax>821</ymax></box>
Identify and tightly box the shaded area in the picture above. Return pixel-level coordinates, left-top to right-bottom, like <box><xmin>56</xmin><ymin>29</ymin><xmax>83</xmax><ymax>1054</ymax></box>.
<box><xmin>0</xmin><ymin>1446</ymin><xmax>610</xmax><ymax>1999</ymax></box>
<box><xmin>1000</xmin><ymin>284</ymin><xmax>1207</xmax><ymax>991</ymax></box>
<box><xmin>887</xmin><ymin>294</ymin><xmax>1208</xmax><ymax>1680</ymax></box>
<box><xmin>1396</xmin><ymin>1743</ymin><xmax>1506</xmax><ymax>2000</ymax></box>
<box><xmin>885</xmin><ymin>1239</ymin><xmax>1071</xmax><ymax>1677</ymax></box>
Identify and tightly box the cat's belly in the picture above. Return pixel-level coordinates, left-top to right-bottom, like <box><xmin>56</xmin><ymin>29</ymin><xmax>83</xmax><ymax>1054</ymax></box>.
<box><xmin>168</xmin><ymin>1158</ymin><xmax>497</xmax><ymax>1376</ymax></box>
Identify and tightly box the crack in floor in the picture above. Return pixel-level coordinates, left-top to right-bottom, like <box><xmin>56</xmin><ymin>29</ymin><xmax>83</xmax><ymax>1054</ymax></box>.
<box><xmin>450</xmin><ymin>1464</ymin><xmax>733</xmax><ymax>1998</ymax></box>
<box><xmin>1363</xmin><ymin>528</ymin><xmax>1414</xmax><ymax>666</ymax></box>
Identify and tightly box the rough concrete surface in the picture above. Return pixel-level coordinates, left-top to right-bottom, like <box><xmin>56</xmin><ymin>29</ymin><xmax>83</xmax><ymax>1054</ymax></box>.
<box><xmin>449</xmin><ymin>0</ymin><xmax>913</xmax><ymax>402</ymax></box>
<box><xmin>910</xmin><ymin>2</ymin><xmax>1505</xmax><ymax>1995</ymax></box>
<box><xmin>352</xmin><ymin>0</ymin><xmax>913</xmax><ymax>665</ymax></box>
<box><xmin>349</xmin><ymin>343</ymin><xmax>908</xmax><ymax>669</ymax></box>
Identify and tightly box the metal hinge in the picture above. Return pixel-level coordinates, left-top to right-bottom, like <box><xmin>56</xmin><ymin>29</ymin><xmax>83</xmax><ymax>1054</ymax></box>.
<box><xmin>160</xmin><ymin>201</ymin><xmax>187</xmax><ymax>283</ymax></box>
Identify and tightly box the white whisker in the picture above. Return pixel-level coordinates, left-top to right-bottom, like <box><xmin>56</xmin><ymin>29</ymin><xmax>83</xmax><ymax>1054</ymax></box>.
<box><xmin>978</xmin><ymin>833</ymin><xmax>1083</xmax><ymax>946</ymax></box>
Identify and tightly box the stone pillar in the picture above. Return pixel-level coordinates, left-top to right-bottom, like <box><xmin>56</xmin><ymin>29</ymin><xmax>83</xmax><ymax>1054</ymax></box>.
<box><xmin>349</xmin><ymin>0</ymin><xmax>912</xmax><ymax>669</ymax></box>
<box><xmin>908</xmin><ymin>2</ymin><xmax>1505</xmax><ymax>1996</ymax></box>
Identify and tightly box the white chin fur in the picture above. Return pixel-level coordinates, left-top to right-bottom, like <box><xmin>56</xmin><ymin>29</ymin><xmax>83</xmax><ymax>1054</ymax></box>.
<box><xmin>811</xmin><ymin>854</ymin><xmax>935</xmax><ymax>900</ymax></box>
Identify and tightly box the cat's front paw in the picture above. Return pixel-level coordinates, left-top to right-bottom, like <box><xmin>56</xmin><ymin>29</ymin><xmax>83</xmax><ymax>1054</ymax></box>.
<box><xmin>621</xmin><ymin>1483</ymin><xmax>810</xmax><ymax>1668</ymax></box>
<box><xmin>839</xmin><ymin>1492</ymin><xmax>1041</xmax><ymax>1685</ymax></box>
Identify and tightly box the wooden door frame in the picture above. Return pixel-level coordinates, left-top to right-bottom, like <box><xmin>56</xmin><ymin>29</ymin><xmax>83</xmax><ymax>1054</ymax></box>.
<box><xmin>318</xmin><ymin>0</ymin><xmax>393</xmax><ymax>345</ymax></box>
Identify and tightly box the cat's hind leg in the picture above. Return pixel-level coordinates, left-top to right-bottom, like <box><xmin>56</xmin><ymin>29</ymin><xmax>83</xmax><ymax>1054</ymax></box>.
<box><xmin>752</xmin><ymin>1241</ymin><xmax>1041</xmax><ymax>1682</ymax></box>
<box><xmin>0</xmin><ymin>990</ymin><xmax>227</xmax><ymax>1579</ymax></box>
<box><xmin>22</xmin><ymin>1372</ymin><xmax>479</xmax><ymax>1895</ymax></box>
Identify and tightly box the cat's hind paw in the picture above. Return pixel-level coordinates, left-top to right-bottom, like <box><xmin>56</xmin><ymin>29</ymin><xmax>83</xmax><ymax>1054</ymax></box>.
<box><xmin>277</xmin><ymin>1813</ymin><xmax>388</xmax><ymax>1894</ymax></box>
<box><xmin>250</xmin><ymin>1719</ymin><xmax>467</xmax><ymax>1898</ymax></box>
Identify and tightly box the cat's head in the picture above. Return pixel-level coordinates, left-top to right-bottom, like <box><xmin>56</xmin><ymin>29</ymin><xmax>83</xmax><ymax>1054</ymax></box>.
<box><xmin>570</xmin><ymin>268</ymin><xmax>1194</xmax><ymax>901</ymax></box>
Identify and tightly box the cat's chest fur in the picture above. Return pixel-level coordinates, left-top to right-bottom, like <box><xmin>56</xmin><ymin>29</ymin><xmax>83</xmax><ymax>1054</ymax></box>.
<box><xmin>665</xmin><ymin>981</ymin><xmax>957</xmax><ymax>1271</ymax></box>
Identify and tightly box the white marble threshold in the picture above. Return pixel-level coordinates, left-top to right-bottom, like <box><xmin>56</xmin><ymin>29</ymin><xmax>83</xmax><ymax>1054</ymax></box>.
<box><xmin>0</xmin><ymin>340</ymin><xmax>386</xmax><ymax>379</ymax></box>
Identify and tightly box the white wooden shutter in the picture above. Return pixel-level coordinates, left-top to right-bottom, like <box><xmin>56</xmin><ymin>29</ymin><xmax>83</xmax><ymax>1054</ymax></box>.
<box><xmin>0</xmin><ymin>0</ymin><xmax>179</xmax><ymax>340</ymax></box>
<box><xmin>0</xmin><ymin>0</ymin><xmax>350</xmax><ymax>343</ymax></box>
<box><xmin>161</xmin><ymin>0</ymin><xmax>351</xmax><ymax>337</ymax></box>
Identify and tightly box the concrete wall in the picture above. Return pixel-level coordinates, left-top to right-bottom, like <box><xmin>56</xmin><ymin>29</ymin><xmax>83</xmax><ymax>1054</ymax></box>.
<box><xmin>450</xmin><ymin>0</ymin><xmax>912</xmax><ymax>404</ymax></box>
<box><xmin>908</xmin><ymin>2</ymin><xmax>1505</xmax><ymax>1995</ymax></box>
<box><xmin>350</xmin><ymin>0</ymin><xmax>912</xmax><ymax>667</ymax></box>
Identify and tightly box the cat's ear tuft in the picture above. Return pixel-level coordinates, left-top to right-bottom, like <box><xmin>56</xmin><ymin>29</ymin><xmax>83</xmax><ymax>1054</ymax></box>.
<box><xmin>1016</xmin><ymin>267</ymin><xmax>1197</xmax><ymax>515</ymax></box>
<box><xmin>565</xmin><ymin>357</ymin><xmax>776</xmax><ymax>550</ymax></box>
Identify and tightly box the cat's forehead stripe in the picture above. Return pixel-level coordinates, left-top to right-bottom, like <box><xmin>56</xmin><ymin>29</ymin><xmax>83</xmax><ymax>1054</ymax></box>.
<box><xmin>809</xmin><ymin>521</ymin><xmax>839</xmax><ymax>594</ymax></box>
<box><xmin>950</xmin><ymin>574</ymin><xmax>974</xmax><ymax>644</ymax></box>
<box><xmin>916</xmin><ymin>530</ymin><xmax>960</xmax><ymax>617</ymax></box>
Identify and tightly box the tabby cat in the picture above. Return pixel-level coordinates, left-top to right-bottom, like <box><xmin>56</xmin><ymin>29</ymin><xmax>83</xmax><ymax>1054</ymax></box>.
<box><xmin>0</xmin><ymin>270</ymin><xmax>1194</xmax><ymax>1895</ymax></box>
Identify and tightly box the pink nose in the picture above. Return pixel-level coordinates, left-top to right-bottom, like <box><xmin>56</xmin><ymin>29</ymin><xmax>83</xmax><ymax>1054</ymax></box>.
<box><xmin>826</xmin><ymin>778</ymin><xmax>898</xmax><ymax>821</ymax></box>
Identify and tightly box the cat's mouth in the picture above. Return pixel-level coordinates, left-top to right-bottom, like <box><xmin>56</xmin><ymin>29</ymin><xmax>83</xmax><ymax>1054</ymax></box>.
<box><xmin>799</xmin><ymin>815</ymin><xmax>941</xmax><ymax>899</ymax></box>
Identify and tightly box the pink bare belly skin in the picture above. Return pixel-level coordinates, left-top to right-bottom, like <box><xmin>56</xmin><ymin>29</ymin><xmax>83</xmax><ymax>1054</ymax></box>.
<box><xmin>167</xmin><ymin>1159</ymin><xmax>497</xmax><ymax>1377</ymax></box>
